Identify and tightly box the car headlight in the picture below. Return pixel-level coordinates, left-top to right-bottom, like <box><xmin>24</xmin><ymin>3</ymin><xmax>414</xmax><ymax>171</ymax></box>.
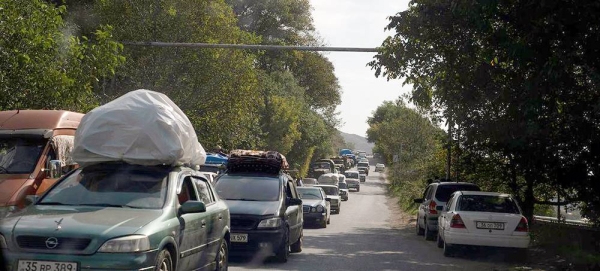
<box><xmin>257</xmin><ymin>217</ymin><xmax>281</xmax><ymax>229</ymax></box>
<box><xmin>311</xmin><ymin>207</ymin><xmax>317</xmax><ymax>212</ymax></box>
<box><xmin>0</xmin><ymin>235</ymin><xmax>7</xmax><ymax>249</ymax></box>
<box><xmin>316</xmin><ymin>205</ymin><xmax>324</xmax><ymax>213</ymax></box>
<box><xmin>98</xmin><ymin>235</ymin><xmax>150</xmax><ymax>253</ymax></box>
<box><xmin>0</xmin><ymin>206</ymin><xmax>17</xmax><ymax>218</ymax></box>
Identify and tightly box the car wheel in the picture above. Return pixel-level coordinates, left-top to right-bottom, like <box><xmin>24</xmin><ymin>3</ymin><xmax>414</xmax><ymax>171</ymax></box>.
<box><xmin>416</xmin><ymin>217</ymin><xmax>424</xmax><ymax>236</ymax></box>
<box><xmin>290</xmin><ymin>231</ymin><xmax>302</xmax><ymax>253</ymax></box>
<box><xmin>437</xmin><ymin>233</ymin><xmax>443</xmax><ymax>248</ymax></box>
<box><xmin>274</xmin><ymin>229</ymin><xmax>290</xmax><ymax>262</ymax></box>
<box><xmin>443</xmin><ymin>239</ymin><xmax>454</xmax><ymax>257</ymax></box>
<box><xmin>215</xmin><ymin>239</ymin><xmax>228</xmax><ymax>271</ymax></box>
<box><xmin>356</xmin><ymin>188</ymin><xmax>360</xmax><ymax>192</ymax></box>
<box><xmin>424</xmin><ymin>221</ymin><xmax>435</xmax><ymax>241</ymax></box>
<box><xmin>320</xmin><ymin>218</ymin><xmax>327</xmax><ymax>228</ymax></box>
<box><xmin>327</xmin><ymin>216</ymin><xmax>331</xmax><ymax>224</ymax></box>
<box><xmin>155</xmin><ymin>249</ymin><xmax>173</xmax><ymax>271</ymax></box>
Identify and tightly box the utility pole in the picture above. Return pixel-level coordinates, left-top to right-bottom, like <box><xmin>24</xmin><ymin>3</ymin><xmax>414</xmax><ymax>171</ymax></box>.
<box><xmin>446</xmin><ymin>117</ymin><xmax>452</xmax><ymax>180</ymax></box>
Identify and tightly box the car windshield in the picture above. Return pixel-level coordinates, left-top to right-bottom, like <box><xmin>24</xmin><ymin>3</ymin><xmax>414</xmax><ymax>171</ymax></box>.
<box><xmin>215</xmin><ymin>174</ymin><xmax>280</xmax><ymax>201</ymax></box>
<box><xmin>0</xmin><ymin>137</ymin><xmax>46</xmax><ymax>174</ymax></box>
<box><xmin>345</xmin><ymin>172</ymin><xmax>359</xmax><ymax>179</ymax></box>
<box><xmin>457</xmin><ymin>195</ymin><xmax>520</xmax><ymax>214</ymax></box>
<box><xmin>358</xmin><ymin>163</ymin><xmax>368</xmax><ymax>167</ymax></box>
<box><xmin>39</xmin><ymin>163</ymin><xmax>170</xmax><ymax>209</ymax></box>
<box><xmin>317</xmin><ymin>186</ymin><xmax>338</xmax><ymax>196</ymax></box>
<box><xmin>339</xmin><ymin>183</ymin><xmax>348</xmax><ymax>189</ymax></box>
<box><xmin>297</xmin><ymin>188</ymin><xmax>323</xmax><ymax>200</ymax></box>
<box><xmin>435</xmin><ymin>184</ymin><xmax>481</xmax><ymax>202</ymax></box>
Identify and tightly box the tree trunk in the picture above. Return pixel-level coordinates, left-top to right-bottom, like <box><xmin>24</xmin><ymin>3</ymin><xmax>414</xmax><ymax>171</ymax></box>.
<box><xmin>522</xmin><ymin>176</ymin><xmax>535</xmax><ymax>221</ymax></box>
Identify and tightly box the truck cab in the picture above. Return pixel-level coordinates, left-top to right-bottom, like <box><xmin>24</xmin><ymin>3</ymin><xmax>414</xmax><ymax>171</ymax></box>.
<box><xmin>0</xmin><ymin>110</ymin><xmax>83</xmax><ymax>217</ymax></box>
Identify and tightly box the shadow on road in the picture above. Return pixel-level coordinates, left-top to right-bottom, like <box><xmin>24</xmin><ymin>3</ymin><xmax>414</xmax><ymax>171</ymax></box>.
<box><xmin>230</xmin><ymin>225</ymin><xmax>522</xmax><ymax>270</ymax></box>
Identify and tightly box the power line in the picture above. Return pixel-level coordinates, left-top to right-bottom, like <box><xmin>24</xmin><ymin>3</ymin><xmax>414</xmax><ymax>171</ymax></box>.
<box><xmin>121</xmin><ymin>41</ymin><xmax>379</xmax><ymax>52</ymax></box>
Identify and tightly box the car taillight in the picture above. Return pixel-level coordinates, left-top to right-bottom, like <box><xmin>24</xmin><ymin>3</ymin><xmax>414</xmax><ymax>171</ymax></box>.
<box><xmin>428</xmin><ymin>201</ymin><xmax>438</xmax><ymax>214</ymax></box>
<box><xmin>515</xmin><ymin>216</ymin><xmax>529</xmax><ymax>232</ymax></box>
<box><xmin>450</xmin><ymin>214</ymin><xmax>466</xmax><ymax>228</ymax></box>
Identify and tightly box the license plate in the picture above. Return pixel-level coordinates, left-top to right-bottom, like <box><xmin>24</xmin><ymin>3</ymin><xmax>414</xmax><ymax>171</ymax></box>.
<box><xmin>18</xmin><ymin>260</ymin><xmax>78</xmax><ymax>271</ymax></box>
<box><xmin>476</xmin><ymin>221</ymin><xmax>504</xmax><ymax>230</ymax></box>
<box><xmin>231</xmin><ymin>233</ymin><xmax>248</xmax><ymax>243</ymax></box>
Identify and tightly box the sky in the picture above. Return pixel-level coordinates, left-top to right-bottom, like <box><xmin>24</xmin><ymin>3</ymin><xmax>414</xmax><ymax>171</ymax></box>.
<box><xmin>310</xmin><ymin>0</ymin><xmax>411</xmax><ymax>137</ymax></box>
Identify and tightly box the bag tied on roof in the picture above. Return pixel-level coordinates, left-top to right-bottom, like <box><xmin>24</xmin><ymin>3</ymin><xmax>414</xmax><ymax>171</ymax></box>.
<box><xmin>72</xmin><ymin>89</ymin><xmax>207</xmax><ymax>167</ymax></box>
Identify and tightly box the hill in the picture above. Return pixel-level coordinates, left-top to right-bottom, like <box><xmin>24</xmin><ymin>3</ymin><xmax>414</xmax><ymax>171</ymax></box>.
<box><xmin>339</xmin><ymin>131</ymin><xmax>375</xmax><ymax>154</ymax></box>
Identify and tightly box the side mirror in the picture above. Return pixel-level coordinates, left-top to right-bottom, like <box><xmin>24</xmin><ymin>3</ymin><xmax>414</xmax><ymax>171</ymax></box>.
<box><xmin>45</xmin><ymin>160</ymin><xmax>63</xmax><ymax>179</ymax></box>
<box><xmin>180</xmin><ymin>201</ymin><xmax>206</xmax><ymax>214</ymax></box>
<box><xmin>435</xmin><ymin>205</ymin><xmax>444</xmax><ymax>211</ymax></box>
<box><xmin>413</xmin><ymin>198</ymin><xmax>424</xmax><ymax>204</ymax></box>
<box><xmin>287</xmin><ymin>198</ymin><xmax>302</xmax><ymax>206</ymax></box>
<box><xmin>325</xmin><ymin>198</ymin><xmax>331</xmax><ymax>202</ymax></box>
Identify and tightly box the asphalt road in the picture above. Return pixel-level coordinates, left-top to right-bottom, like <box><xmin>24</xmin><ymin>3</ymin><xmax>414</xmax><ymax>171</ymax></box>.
<box><xmin>229</xmin><ymin>169</ymin><xmax>513</xmax><ymax>271</ymax></box>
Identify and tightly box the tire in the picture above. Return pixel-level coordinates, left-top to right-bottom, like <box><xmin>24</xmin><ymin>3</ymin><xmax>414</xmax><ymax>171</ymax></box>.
<box><xmin>274</xmin><ymin>229</ymin><xmax>290</xmax><ymax>262</ymax></box>
<box><xmin>155</xmin><ymin>249</ymin><xmax>173</xmax><ymax>271</ymax></box>
<box><xmin>215</xmin><ymin>239</ymin><xmax>228</xmax><ymax>271</ymax></box>
<box><xmin>327</xmin><ymin>216</ymin><xmax>331</xmax><ymax>224</ymax></box>
<box><xmin>437</xmin><ymin>233</ymin><xmax>443</xmax><ymax>248</ymax></box>
<box><xmin>416</xmin><ymin>217</ymin><xmax>424</xmax><ymax>236</ymax></box>
<box><xmin>356</xmin><ymin>188</ymin><xmax>360</xmax><ymax>192</ymax></box>
<box><xmin>443</xmin><ymin>239</ymin><xmax>454</xmax><ymax>257</ymax></box>
<box><xmin>424</xmin><ymin>221</ymin><xmax>435</xmax><ymax>241</ymax></box>
<box><xmin>290</xmin><ymin>231</ymin><xmax>302</xmax><ymax>253</ymax></box>
<box><xmin>320</xmin><ymin>218</ymin><xmax>327</xmax><ymax>228</ymax></box>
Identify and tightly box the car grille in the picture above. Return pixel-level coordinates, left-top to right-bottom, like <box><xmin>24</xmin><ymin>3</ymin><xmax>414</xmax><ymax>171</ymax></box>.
<box><xmin>230</xmin><ymin>217</ymin><xmax>257</xmax><ymax>230</ymax></box>
<box><xmin>303</xmin><ymin>205</ymin><xmax>311</xmax><ymax>213</ymax></box>
<box><xmin>16</xmin><ymin>236</ymin><xmax>91</xmax><ymax>251</ymax></box>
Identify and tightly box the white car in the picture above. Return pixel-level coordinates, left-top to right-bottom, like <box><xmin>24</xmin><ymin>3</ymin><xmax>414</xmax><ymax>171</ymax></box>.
<box><xmin>375</xmin><ymin>163</ymin><xmax>385</xmax><ymax>172</ymax></box>
<box><xmin>437</xmin><ymin>191</ymin><xmax>530</xmax><ymax>257</ymax></box>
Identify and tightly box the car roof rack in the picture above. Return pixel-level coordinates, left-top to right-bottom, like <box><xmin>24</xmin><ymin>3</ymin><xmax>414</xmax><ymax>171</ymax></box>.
<box><xmin>227</xmin><ymin>149</ymin><xmax>289</xmax><ymax>174</ymax></box>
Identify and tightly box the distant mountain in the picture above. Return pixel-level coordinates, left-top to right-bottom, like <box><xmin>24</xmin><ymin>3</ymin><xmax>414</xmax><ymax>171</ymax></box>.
<box><xmin>339</xmin><ymin>131</ymin><xmax>375</xmax><ymax>154</ymax></box>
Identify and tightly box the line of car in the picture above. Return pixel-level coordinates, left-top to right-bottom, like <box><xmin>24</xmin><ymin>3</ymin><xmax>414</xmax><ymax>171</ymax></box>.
<box><xmin>413</xmin><ymin>181</ymin><xmax>531</xmax><ymax>258</ymax></box>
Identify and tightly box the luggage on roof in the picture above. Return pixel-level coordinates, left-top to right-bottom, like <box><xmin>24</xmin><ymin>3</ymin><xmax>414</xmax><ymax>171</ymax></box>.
<box><xmin>227</xmin><ymin>150</ymin><xmax>288</xmax><ymax>174</ymax></box>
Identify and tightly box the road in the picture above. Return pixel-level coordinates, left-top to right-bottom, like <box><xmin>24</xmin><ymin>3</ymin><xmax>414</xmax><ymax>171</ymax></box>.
<box><xmin>229</xmin><ymin>169</ymin><xmax>512</xmax><ymax>271</ymax></box>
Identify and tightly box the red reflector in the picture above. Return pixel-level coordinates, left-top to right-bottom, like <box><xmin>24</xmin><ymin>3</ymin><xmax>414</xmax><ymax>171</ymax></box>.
<box><xmin>515</xmin><ymin>216</ymin><xmax>529</xmax><ymax>232</ymax></box>
<box><xmin>450</xmin><ymin>214</ymin><xmax>466</xmax><ymax>228</ymax></box>
<box><xmin>429</xmin><ymin>201</ymin><xmax>438</xmax><ymax>214</ymax></box>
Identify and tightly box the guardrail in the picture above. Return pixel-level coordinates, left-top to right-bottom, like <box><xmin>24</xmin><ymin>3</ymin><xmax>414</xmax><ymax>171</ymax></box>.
<box><xmin>533</xmin><ymin>215</ymin><xmax>597</xmax><ymax>229</ymax></box>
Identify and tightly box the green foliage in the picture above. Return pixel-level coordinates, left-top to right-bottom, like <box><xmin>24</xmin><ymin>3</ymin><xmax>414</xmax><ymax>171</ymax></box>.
<box><xmin>0</xmin><ymin>0</ymin><xmax>124</xmax><ymax>112</ymax></box>
<box><xmin>369</xmin><ymin>0</ymin><xmax>600</xmax><ymax>222</ymax></box>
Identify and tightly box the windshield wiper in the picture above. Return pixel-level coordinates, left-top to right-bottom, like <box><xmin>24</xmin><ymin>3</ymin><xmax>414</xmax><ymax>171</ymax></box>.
<box><xmin>78</xmin><ymin>203</ymin><xmax>144</xmax><ymax>208</ymax></box>
<box><xmin>37</xmin><ymin>201</ymin><xmax>70</xmax><ymax>206</ymax></box>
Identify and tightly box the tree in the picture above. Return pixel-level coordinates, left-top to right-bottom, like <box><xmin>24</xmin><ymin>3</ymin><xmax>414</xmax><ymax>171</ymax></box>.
<box><xmin>0</xmin><ymin>0</ymin><xmax>124</xmax><ymax>112</ymax></box>
<box><xmin>369</xmin><ymin>0</ymin><xmax>600</xmax><ymax>222</ymax></box>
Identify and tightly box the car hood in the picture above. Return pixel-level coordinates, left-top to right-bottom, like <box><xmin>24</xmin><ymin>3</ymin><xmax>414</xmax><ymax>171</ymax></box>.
<box><xmin>0</xmin><ymin>177</ymin><xmax>29</xmax><ymax>206</ymax></box>
<box><xmin>302</xmin><ymin>199</ymin><xmax>325</xmax><ymax>207</ymax></box>
<box><xmin>3</xmin><ymin>205</ymin><xmax>163</xmax><ymax>252</ymax></box>
<box><xmin>224</xmin><ymin>200</ymin><xmax>281</xmax><ymax>216</ymax></box>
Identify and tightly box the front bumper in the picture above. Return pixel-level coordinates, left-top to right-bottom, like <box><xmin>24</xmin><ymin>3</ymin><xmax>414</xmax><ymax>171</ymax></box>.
<box><xmin>3</xmin><ymin>249</ymin><xmax>158</xmax><ymax>271</ymax></box>
<box><xmin>303</xmin><ymin>212</ymin><xmax>327</xmax><ymax>224</ymax></box>
<box><xmin>444</xmin><ymin>230</ymin><xmax>530</xmax><ymax>248</ymax></box>
<box><xmin>229</xmin><ymin>228</ymin><xmax>286</xmax><ymax>256</ymax></box>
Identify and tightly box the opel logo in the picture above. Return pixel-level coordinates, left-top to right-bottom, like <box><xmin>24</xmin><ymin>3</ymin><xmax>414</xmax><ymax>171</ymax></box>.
<box><xmin>45</xmin><ymin>237</ymin><xmax>59</xmax><ymax>249</ymax></box>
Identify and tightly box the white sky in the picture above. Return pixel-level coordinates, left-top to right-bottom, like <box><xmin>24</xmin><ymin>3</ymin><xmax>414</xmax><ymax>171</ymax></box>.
<box><xmin>310</xmin><ymin>0</ymin><xmax>411</xmax><ymax>137</ymax></box>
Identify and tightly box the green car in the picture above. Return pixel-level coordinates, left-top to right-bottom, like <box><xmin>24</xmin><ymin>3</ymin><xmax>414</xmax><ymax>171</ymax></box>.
<box><xmin>0</xmin><ymin>163</ymin><xmax>230</xmax><ymax>271</ymax></box>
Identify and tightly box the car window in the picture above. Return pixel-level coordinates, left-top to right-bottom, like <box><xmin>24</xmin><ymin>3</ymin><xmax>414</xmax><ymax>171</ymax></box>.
<box><xmin>40</xmin><ymin>164</ymin><xmax>170</xmax><ymax>209</ymax></box>
<box><xmin>339</xmin><ymin>183</ymin><xmax>348</xmax><ymax>189</ymax></box>
<box><xmin>434</xmin><ymin>184</ymin><xmax>481</xmax><ymax>202</ymax></box>
<box><xmin>423</xmin><ymin>186</ymin><xmax>433</xmax><ymax>200</ymax></box>
<box><xmin>193</xmin><ymin>176</ymin><xmax>214</xmax><ymax>205</ymax></box>
<box><xmin>297</xmin><ymin>188</ymin><xmax>323</xmax><ymax>199</ymax></box>
<box><xmin>178</xmin><ymin>177</ymin><xmax>199</xmax><ymax>205</ymax></box>
<box><xmin>457</xmin><ymin>195</ymin><xmax>520</xmax><ymax>214</ymax></box>
<box><xmin>317</xmin><ymin>186</ymin><xmax>338</xmax><ymax>196</ymax></box>
<box><xmin>214</xmin><ymin>174</ymin><xmax>281</xmax><ymax>201</ymax></box>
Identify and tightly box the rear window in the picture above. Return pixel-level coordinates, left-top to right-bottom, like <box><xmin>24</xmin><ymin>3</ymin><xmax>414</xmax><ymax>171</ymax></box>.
<box><xmin>434</xmin><ymin>184</ymin><xmax>480</xmax><ymax>202</ymax></box>
<box><xmin>457</xmin><ymin>195</ymin><xmax>520</xmax><ymax>214</ymax></box>
<box><xmin>358</xmin><ymin>162</ymin><xmax>368</xmax><ymax>167</ymax></box>
<box><xmin>344</xmin><ymin>172</ymin><xmax>359</xmax><ymax>179</ymax></box>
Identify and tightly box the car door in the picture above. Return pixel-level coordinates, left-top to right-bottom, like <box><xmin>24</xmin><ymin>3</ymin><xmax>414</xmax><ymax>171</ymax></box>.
<box><xmin>419</xmin><ymin>186</ymin><xmax>433</xmax><ymax>228</ymax></box>
<box><xmin>192</xmin><ymin>175</ymin><xmax>227</xmax><ymax>266</ymax></box>
<box><xmin>284</xmin><ymin>177</ymin><xmax>303</xmax><ymax>243</ymax></box>
<box><xmin>176</xmin><ymin>174</ymin><xmax>210</xmax><ymax>271</ymax></box>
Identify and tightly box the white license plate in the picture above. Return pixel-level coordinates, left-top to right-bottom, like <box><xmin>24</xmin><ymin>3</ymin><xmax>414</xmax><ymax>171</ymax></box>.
<box><xmin>18</xmin><ymin>260</ymin><xmax>78</xmax><ymax>271</ymax></box>
<box><xmin>476</xmin><ymin>221</ymin><xmax>505</xmax><ymax>230</ymax></box>
<box><xmin>231</xmin><ymin>233</ymin><xmax>248</xmax><ymax>243</ymax></box>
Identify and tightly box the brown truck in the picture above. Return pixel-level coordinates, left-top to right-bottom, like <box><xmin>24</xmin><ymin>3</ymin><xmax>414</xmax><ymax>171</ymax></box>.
<box><xmin>0</xmin><ymin>110</ymin><xmax>83</xmax><ymax>217</ymax></box>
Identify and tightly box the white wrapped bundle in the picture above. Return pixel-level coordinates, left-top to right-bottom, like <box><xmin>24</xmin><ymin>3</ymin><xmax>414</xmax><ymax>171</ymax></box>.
<box><xmin>72</xmin><ymin>89</ymin><xmax>206</xmax><ymax>167</ymax></box>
